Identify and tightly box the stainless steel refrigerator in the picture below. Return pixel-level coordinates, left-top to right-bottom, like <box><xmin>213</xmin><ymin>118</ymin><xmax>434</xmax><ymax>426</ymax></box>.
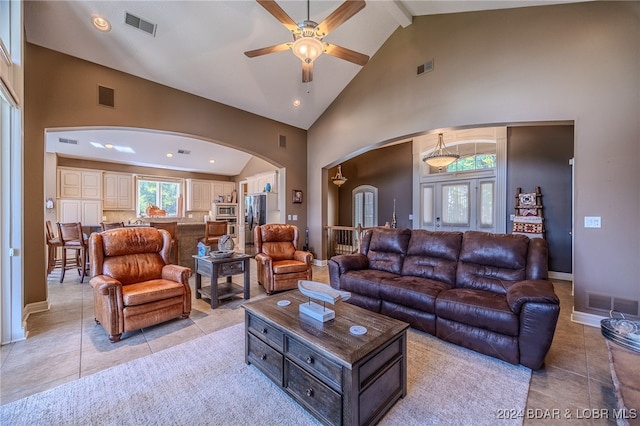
<box><xmin>244</xmin><ymin>192</ymin><xmax>279</xmax><ymax>252</ymax></box>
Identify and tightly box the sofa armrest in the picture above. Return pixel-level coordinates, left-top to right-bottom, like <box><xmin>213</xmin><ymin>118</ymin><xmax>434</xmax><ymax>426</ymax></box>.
<box><xmin>331</xmin><ymin>253</ymin><xmax>369</xmax><ymax>273</ymax></box>
<box><xmin>89</xmin><ymin>275</ymin><xmax>123</xmax><ymax>295</ymax></box>
<box><xmin>294</xmin><ymin>250</ymin><xmax>313</xmax><ymax>265</ymax></box>
<box><xmin>162</xmin><ymin>264</ymin><xmax>192</xmax><ymax>284</ymax></box>
<box><xmin>328</xmin><ymin>254</ymin><xmax>369</xmax><ymax>290</ymax></box>
<box><xmin>506</xmin><ymin>279</ymin><xmax>559</xmax><ymax>314</ymax></box>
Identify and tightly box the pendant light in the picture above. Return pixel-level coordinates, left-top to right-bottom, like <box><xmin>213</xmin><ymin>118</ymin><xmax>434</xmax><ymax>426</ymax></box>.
<box><xmin>332</xmin><ymin>165</ymin><xmax>347</xmax><ymax>187</ymax></box>
<box><xmin>423</xmin><ymin>133</ymin><xmax>459</xmax><ymax>168</ymax></box>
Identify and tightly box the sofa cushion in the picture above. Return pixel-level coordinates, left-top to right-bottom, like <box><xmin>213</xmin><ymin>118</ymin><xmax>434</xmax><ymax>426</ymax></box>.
<box><xmin>340</xmin><ymin>269</ymin><xmax>398</xmax><ymax>299</ymax></box>
<box><xmin>456</xmin><ymin>231</ymin><xmax>529</xmax><ymax>294</ymax></box>
<box><xmin>379</xmin><ymin>275</ymin><xmax>451</xmax><ymax>313</ymax></box>
<box><xmin>122</xmin><ymin>279</ymin><xmax>186</xmax><ymax>306</ymax></box>
<box><xmin>401</xmin><ymin>230</ymin><xmax>462</xmax><ymax>285</ymax></box>
<box><xmin>435</xmin><ymin>288</ymin><xmax>520</xmax><ymax>336</ymax></box>
<box><xmin>363</xmin><ymin>228</ymin><xmax>411</xmax><ymax>275</ymax></box>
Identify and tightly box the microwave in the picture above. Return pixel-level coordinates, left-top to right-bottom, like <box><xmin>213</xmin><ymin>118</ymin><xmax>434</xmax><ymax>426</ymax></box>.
<box><xmin>213</xmin><ymin>203</ymin><xmax>237</xmax><ymax>219</ymax></box>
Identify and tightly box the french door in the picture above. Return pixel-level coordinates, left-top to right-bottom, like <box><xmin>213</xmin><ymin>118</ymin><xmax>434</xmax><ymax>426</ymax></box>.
<box><xmin>420</xmin><ymin>178</ymin><xmax>496</xmax><ymax>233</ymax></box>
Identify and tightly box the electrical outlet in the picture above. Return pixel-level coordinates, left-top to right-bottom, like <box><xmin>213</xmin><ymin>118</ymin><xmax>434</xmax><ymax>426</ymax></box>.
<box><xmin>510</xmin><ymin>214</ymin><xmax>516</xmax><ymax>221</ymax></box>
<box><xmin>584</xmin><ymin>216</ymin><xmax>601</xmax><ymax>228</ymax></box>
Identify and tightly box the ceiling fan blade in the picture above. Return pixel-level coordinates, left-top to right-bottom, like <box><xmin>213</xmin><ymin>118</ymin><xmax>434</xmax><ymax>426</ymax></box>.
<box><xmin>244</xmin><ymin>43</ymin><xmax>291</xmax><ymax>58</ymax></box>
<box><xmin>257</xmin><ymin>0</ymin><xmax>299</xmax><ymax>33</ymax></box>
<box><xmin>302</xmin><ymin>62</ymin><xmax>313</xmax><ymax>83</ymax></box>
<box><xmin>316</xmin><ymin>0</ymin><xmax>366</xmax><ymax>37</ymax></box>
<box><xmin>324</xmin><ymin>44</ymin><xmax>369</xmax><ymax>66</ymax></box>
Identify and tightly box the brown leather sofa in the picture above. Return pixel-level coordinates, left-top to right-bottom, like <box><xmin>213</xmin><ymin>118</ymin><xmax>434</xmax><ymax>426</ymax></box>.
<box><xmin>254</xmin><ymin>224</ymin><xmax>313</xmax><ymax>294</ymax></box>
<box><xmin>328</xmin><ymin>228</ymin><xmax>560</xmax><ymax>369</ymax></box>
<box><xmin>89</xmin><ymin>227</ymin><xmax>192</xmax><ymax>342</ymax></box>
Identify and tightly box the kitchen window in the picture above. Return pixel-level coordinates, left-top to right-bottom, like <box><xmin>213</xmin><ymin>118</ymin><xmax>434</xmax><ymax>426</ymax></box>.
<box><xmin>136</xmin><ymin>177</ymin><xmax>183</xmax><ymax>217</ymax></box>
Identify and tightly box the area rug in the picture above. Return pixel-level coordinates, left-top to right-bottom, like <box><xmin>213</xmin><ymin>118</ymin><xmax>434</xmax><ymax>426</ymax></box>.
<box><xmin>0</xmin><ymin>323</ymin><xmax>531</xmax><ymax>426</ymax></box>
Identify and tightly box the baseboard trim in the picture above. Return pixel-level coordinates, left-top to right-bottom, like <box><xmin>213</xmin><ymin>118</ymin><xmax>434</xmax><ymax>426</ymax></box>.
<box><xmin>22</xmin><ymin>300</ymin><xmax>51</xmax><ymax>337</ymax></box>
<box><xmin>549</xmin><ymin>271</ymin><xmax>573</xmax><ymax>281</ymax></box>
<box><xmin>571</xmin><ymin>310</ymin><xmax>604</xmax><ymax>328</ymax></box>
<box><xmin>313</xmin><ymin>259</ymin><xmax>327</xmax><ymax>267</ymax></box>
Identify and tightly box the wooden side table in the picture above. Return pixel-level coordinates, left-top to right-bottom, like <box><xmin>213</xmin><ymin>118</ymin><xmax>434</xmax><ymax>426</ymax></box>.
<box><xmin>193</xmin><ymin>254</ymin><xmax>252</xmax><ymax>309</ymax></box>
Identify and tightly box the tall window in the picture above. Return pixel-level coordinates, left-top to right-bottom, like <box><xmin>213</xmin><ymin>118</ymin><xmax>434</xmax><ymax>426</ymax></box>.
<box><xmin>137</xmin><ymin>177</ymin><xmax>182</xmax><ymax>217</ymax></box>
<box><xmin>353</xmin><ymin>185</ymin><xmax>378</xmax><ymax>227</ymax></box>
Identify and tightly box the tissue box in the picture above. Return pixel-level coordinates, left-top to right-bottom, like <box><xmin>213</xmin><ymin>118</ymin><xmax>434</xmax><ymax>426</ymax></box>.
<box><xmin>197</xmin><ymin>242</ymin><xmax>211</xmax><ymax>257</ymax></box>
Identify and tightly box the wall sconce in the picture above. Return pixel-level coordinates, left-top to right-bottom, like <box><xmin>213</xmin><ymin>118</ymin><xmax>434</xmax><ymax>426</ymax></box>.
<box><xmin>332</xmin><ymin>165</ymin><xmax>347</xmax><ymax>187</ymax></box>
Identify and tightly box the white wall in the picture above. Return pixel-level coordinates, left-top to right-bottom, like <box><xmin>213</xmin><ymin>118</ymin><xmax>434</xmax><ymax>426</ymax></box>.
<box><xmin>307</xmin><ymin>2</ymin><xmax>640</xmax><ymax>318</ymax></box>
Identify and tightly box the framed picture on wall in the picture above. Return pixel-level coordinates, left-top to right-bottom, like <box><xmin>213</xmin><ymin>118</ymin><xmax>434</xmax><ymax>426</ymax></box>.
<box><xmin>292</xmin><ymin>190</ymin><xmax>303</xmax><ymax>204</ymax></box>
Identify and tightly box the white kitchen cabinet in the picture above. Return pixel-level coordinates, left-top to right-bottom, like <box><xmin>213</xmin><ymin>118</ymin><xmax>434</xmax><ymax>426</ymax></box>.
<box><xmin>246</xmin><ymin>171</ymin><xmax>277</xmax><ymax>195</ymax></box>
<box><xmin>187</xmin><ymin>179</ymin><xmax>213</xmax><ymax>211</ymax></box>
<box><xmin>103</xmin><ymin>172</ymin><xmax>134</xmax><ymax>210</ymax></box>
<box><xmin>58</xmin><ymin>199</ymin><xmax>102</xmax><ymax>226</ymax></box>
<box><xmin>58</xmin><ymin>167</ymin><xmax>102</xmax><ymax>199</ymax></box>
<box><xmin>212</xmin><ymin>181</ymin><xmax>236</xmax><ymax>203</ymax></box>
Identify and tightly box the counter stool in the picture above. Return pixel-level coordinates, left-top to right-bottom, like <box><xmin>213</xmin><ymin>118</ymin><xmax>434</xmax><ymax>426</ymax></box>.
<box><xmin>57</xmin><ymin>222</ymin><xmax>88</xmax><ymax>283</ymax></box>
<box><xmin>100</xmin><ymin>222</ymin><xmax>125</xmax><ymax>231</ymax></box>
<box><xmin>45</xmin><ymin>220</ymin><xmax>62</xmax><ymax>276</ymax></box>
<box><xmin>200</xmin><ymin>221</ymin><xmax>228</xmax><ymax>249</ymax></box>
<box><xmin>150</xmin><ymin>222</ymin><xmax>179</xmax><ymax>264</ymax></box>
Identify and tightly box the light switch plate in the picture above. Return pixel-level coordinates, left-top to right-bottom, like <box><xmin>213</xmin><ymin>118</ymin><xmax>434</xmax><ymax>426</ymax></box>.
<box><xmin>584</xmin><ymin>216</ymin><xmax>601</xmax><ymax>228</ymax></box>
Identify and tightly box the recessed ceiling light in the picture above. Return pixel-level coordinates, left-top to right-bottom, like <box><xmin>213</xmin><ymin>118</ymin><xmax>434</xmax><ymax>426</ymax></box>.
<box><xmin>105</xmin><ymin>143</ymin><xmax>113</xmax><ymax>149</ymax></box>
<box><xmin>166</xmin><ymin>153</ymin><xmax>173</xmax><ymax>158</ymax></box>
<box><xmin>209</xmin><ymin>159</ymin><xmax>215</xmax><ymax>164</ymax></box>
<box><xmin>293</xmin><ymin>100</ymin><xmax>301</xmax><ymax>107</ymax></box>
<box><xmin>92</xmin><ymin>16</ymin><xmax>111</xmax><ymax>32</ymax></box>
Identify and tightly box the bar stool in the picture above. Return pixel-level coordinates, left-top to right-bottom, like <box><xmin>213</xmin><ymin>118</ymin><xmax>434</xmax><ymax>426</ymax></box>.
<box><xmin>45</xmin><ymin>220</ymin><xmax>63</xmax><ymax>276</ymax></box>
<box><xmin>200</xmin><ymin>221</ymin><xmax>228</xmax><ymax>249</ymax></box>
<box><xmin>150</xmin><ymin>221</ymin><xmax>179</xmax><ymax>264</ymax></box>
<box><xmin>57</xmin><ymin>222</ymin><xmax>88</xmax><ymax>283</ymax></box>
<box><xmin>100</xmin><ymin>222</ymin><xmax>125</xmax><ymax>231</ymax></box>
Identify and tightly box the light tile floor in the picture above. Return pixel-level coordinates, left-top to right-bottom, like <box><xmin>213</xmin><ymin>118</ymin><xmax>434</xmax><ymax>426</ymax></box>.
<box><xmin>0</xmin><ymin>263</ymin><xmax>618</xmax><ymax>425</ymax></box>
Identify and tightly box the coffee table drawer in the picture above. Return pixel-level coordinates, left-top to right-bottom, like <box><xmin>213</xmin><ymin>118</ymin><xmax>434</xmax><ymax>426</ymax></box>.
<box><xmin>285</xmin><ymin>360</ymin><xmax>342</xmax><ymax>426</ymax></box>
<box><xmin>286</xmin><ymin>336</ymin><xmax>342</xmax><ymax>390</ymax></box>
<box><xmin>248</xmin><ymin>314</ymin><xmax>284</xmax><ymax>350</ymax></box>
<box><xmin>247</xmin><ymin>333</ymin><xmax>283</xmax><ymax>386</ymax></box>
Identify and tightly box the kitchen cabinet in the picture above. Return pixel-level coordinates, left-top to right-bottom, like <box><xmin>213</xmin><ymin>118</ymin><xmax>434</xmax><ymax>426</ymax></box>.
<box><xmin>58</xmin><ymin>167</ymin><xmax>102</xmax><ymax>199</ymax></box>
<box><xmin>187</xmin><ymin>179</ymin><xmax>213</xmax><ymax>211</ymax></box>
<box><xmin>247</xmin><ymin>171</ymin><xmax>277</xmax><ymax>195</ymax></box>
<box><xmin>58</xmin><ymin>199</ymin><xmax>102</xmax><ymax>226</ymax></box>
<box><xmin>212</xmin><ymin>181</ymin><xmax>236</xmax><ymax>203</ymax></box>
<box><xmin>103</xmin><ymin>172</ymin><xmax>134</xmax><ymax>210</ymax></box>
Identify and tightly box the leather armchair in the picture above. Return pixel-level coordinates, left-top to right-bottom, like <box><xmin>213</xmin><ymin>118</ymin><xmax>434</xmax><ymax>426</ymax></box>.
<box><xmin>89</xmin><ymin>227</ymin><xmax>192</xmax><ymax>342</ymax></box>
<box><xmin>254</xmin><ymin>224</ymin><xmax>312</xmax><ymax>294</ymax></box>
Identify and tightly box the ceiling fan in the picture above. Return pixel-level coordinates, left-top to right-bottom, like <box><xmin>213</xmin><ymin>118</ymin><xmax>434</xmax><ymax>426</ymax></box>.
<box><xmin>244</xmin><ymin>0</ymin><xmax>369</xmax><ymax>83</ymax></box>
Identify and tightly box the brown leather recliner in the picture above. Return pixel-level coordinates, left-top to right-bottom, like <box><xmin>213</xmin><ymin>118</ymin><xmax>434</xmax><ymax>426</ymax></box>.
<box><xmin>89</xmin><ymin>227</ymin><xmax>192</xmax><ymax>342</ymax></box>
<box><xmin>254</xmin><ymin>224</ymin><xmax>312</xmax><ymax>294</ymax></box>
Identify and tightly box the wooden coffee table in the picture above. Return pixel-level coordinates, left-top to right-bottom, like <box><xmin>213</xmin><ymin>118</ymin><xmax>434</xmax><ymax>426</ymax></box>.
<box><xmin>243</xmin><ymin>290</ymin><xmax>409</xmax><ymax>426</ymax></box>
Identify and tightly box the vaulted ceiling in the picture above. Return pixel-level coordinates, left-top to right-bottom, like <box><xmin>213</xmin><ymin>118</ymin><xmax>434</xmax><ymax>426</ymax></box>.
<box><xmin>25</xmin><ymin>0</ymin><xmax>581</xmax><ymax>174</ymax></box>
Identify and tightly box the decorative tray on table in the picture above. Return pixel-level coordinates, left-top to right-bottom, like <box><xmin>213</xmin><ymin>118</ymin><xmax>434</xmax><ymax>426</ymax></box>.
<box><xmin>210</xmin><ymin>250</ymin><xmax>235</xmax><ymax>259</ymax></box>
<box><xmin>601</xmin><ymin>311</ymin><xmax>640</xmax><ymax>352</ymax></box>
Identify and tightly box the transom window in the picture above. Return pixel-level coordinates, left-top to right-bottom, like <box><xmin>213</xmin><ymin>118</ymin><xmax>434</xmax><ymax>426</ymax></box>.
<box><xmin>446</xmin><ymin>153</ymin><xmax>496</xmax><ymax>172</ymax></box>
<box><xmin>137</xmin><ymin>177</ymin><xmax>183</xmax><ymax>217</ymax></box>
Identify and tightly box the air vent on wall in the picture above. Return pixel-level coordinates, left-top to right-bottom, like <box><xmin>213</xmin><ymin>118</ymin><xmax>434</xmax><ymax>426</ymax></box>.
<box><xmin>97</xmin><ymin>85</ymin><xmax>115</xmax><ymax>108</ymax></box>
<box><xmin>58</xmin><ymin>137</ymin><xmax>79</xmax><ymax>145</ymax></box>
<box><xmin>177</xmin><ymin>149</ymin><xmax>191</xmax><ymax>155</ymax></box>
<box><xmin>417</xmin><ymin>59</ymin><xmax>434</xmax><ymax>75</ymax></box>
<box><xmin>587</xmin><ymin>292</ymin><xmax>640</xmax><ymax>316</ymax></box>
<box><xmin>125</xmin><ymin>12</ymin><xmax>157</xmax><ymax>36</ymax></box>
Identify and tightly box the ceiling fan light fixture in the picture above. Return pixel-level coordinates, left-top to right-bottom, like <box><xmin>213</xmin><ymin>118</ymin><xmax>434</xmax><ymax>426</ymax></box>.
<box><xmin>423</xmin><ymin>133</ymin><xmax>460</xmax><ymax>168</ymax></box>
<box><xmin>292</xmin><ymin>36</ymin><xmax>323</xmax><ymax>63</ymax></box>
